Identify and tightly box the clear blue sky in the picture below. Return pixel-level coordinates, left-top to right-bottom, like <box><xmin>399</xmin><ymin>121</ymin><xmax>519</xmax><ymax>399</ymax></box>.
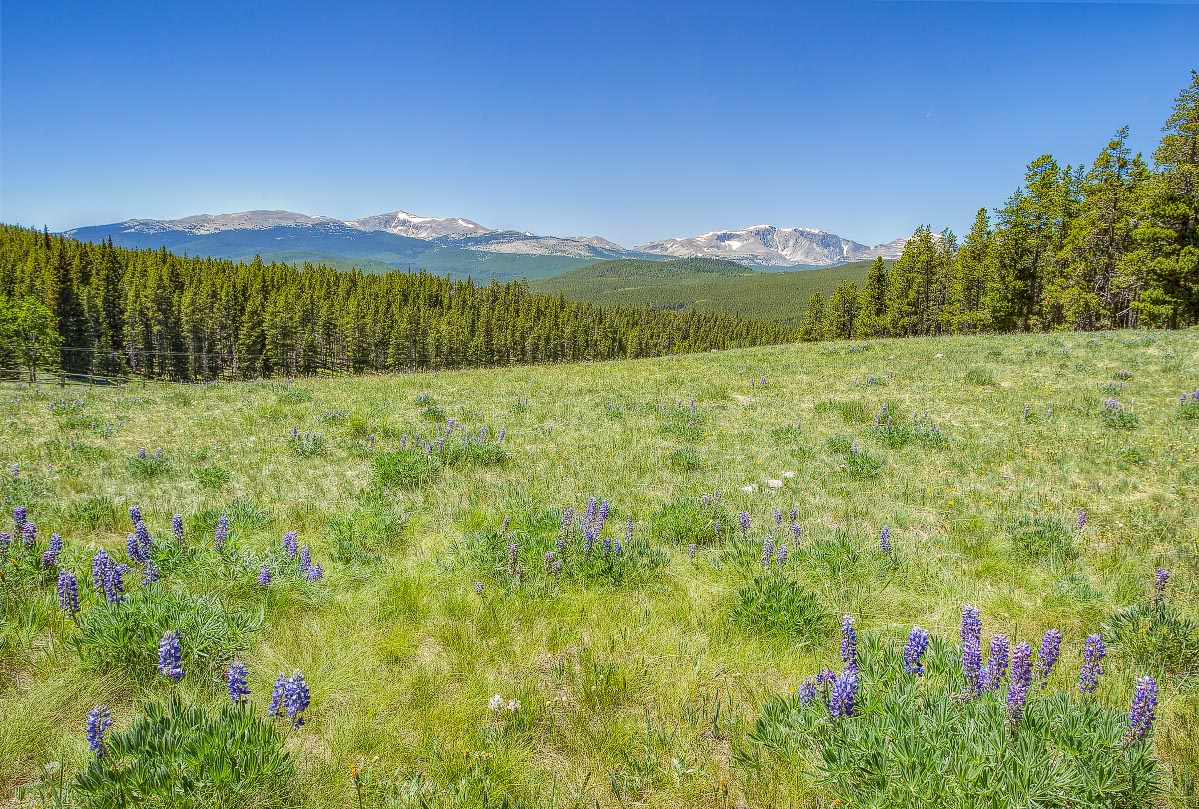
<box><xmin>2</xmin><ymin>1</ymin><xmax>1196</xmax><ymax>247</ymax></box>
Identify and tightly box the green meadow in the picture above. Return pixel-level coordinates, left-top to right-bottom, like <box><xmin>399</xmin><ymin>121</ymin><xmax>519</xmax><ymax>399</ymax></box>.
<box><xmin>2</xmin><ymin>329</ymin><xmax>1197</xmax><ymax>807</ymax></box>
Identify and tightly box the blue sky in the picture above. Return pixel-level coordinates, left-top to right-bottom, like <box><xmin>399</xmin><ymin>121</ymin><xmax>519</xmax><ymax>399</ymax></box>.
<box><xmin>2</xmin><ymin>1</ymin><xmax>1196</xmax><ymax>246</ymax></box>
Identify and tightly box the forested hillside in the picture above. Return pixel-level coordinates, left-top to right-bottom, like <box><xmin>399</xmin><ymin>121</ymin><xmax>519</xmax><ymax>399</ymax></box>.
<box><xmin>532</xmin><ymin>258</ymin><xmax>872</xmax><ymax>324</ymax></box>
<box><xmin>0</xmin><ymin>226</ymin><xmax>794</xmax><ymax>380</ymax></box>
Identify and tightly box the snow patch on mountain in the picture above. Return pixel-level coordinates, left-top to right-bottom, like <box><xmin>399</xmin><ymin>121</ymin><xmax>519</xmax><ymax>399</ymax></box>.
<box><xmin>636</xmin><ymin>225</ymin><xmax>905</xmax><ymax>266</ymax></box>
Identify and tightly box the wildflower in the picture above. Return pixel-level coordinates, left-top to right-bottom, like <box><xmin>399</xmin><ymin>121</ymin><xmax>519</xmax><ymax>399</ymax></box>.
<box><xmin>828</xmin><ymin>667</ymin><xmax>859</xmax><ymax>719</ymax></box>
<box><xmin>790</xmin><ymin>523</ymin><xmax>802</xmax><ymax>541</ymax></box>
<box><xmin>284</xmin><ymin>671</ymin><xmax>311</xmax><ymax>727</ymax></box>
<box><xmin>841</xmin><ymin>616</ymin><xmax>857</xmax><ymax>667</ymax></box>
<box><xmin>43</xmin><ymin>532</ymin><xmax>63</xmax><ymax>567</ymax></box>
<box><xmin>128</xmin><ymin>505</ymin><xmax>141</xmax><ymax>526</ymax></box>
<box><xmin>625</xmin><ymin>515</ymin><xmax>633</xmax><ymax>544</ymax></box>
<box><xmin>560</xmin><ymin>507</ymin><xmax>574</xmax><ymax>531</ymax></box>
<box><xmin>0</xmin><ymin>531</ymin><xmax>8</xmax><ymax>554</ymax></box>
<box><xmin>767</xmin><ymin>479</ymin><xmax>783</xmax><ymax>489</ymax></box>
<box><xmin>983</xmin><ymin>635</ymin><xmax>1009</xmax><ymax>691</ymax></box>
<box><xmin>473</xmin><ymin>581</ymin><xmax>484</xmax><ymax>596</ymax></box>
<box><xmin>21</xmin><ymin>520</ymin><xmax>35</xmax><ymax>548</ymax></box>
<box><xmin>134</xmin><ymin>520</ymin><xmax>153</xmax><ymax>561</ymax></box>
<box><xmin>268</xmin><ymin>673</ymin><xmax>288</xmax><ymax>716</ymax></box>
<box><xmin>687</xmin><ymin>543</ymin><xmax>697</xmax><ymax>561</ymax></box>
<box><xmin>258</xmin><ymin>563</ymin><xmax>272</xmax><ymax>586</ymax></box>
<box><xmin>850</xmin><ymin>439</ymin><xmax>861</xmax><ymax>455</ymax></box>
<box><xmin>141</xmin><ymin>559</ymin><xmax>159</xmax><ymax>585</ymax></box>
<box><xmin>506</xmin><ymin>542</ymin><xmax>519</xmax><ymax>574</ymax></box>
<box><xmin>1078</xmin><ymin>634</ymin><xmax>1106</xmax><ymax>695</ymax></box>
<box><xmin>740</xmin><ymin>484</ymin><xmax>756</xmax><ymax>493</ymax></box>
<box><xmin>214</xmin><ymin>515</ymin><xmax>229</xmax><ymax>550</ymax></box>
<box><xmin>300</xmin><ymin>545</ymin><xmax>313</xmax><ymax>571</ymax></box>
<box><xmin>879</xmin><ymin>526</ymin><xmax>892</xmax><ymax>554</ymax></box>
<box><xmin>507</xmin><ymin>699</ymin><xmax>520</xmax><ymax>713</ymax></box>
<box><xmin>157</xmin><ymin>630</ymin><xmax>184</xmax><ymax>680</ymax></box>
<box><xmin>761</xmin><ymin>536</ymin><xmax>774</xmax><ymax>566</ymax></box>
<box><xmin>789</xmin><ymin>506</ymin><xmax>798</xmax><ymax>519</ymax></box>
<box><xmin>86</xmin><ymin>705</ymin><xmax>113</xmax><ymax>757</ymax></box>
<box><xmin>738</xmin><ymin>511</ymin><xmax>751</xmax><ymax>533</ymax></box>
<box><xmin>961</xmin><ymin>605</ymin><xmax>983</xmax><ymax>694</ymax></box>
<box><xmin>1076</xmin><ymin>508</ymin><xmax>1087</xmax><ymax>530</ymax></box>
<box><xmin>498</xmin><ymin>427</ymin><xmax>506</xmax><ymax>442</ymax></box>
<box><xmin>776</xmin><ymin>544</ymin><xmax>788</xmax><ymax>566</ymax></box>
<box><xmin>1006</xmin><ymin>641</ymin><xmax>1032</xmax><ymax>725</ymax></box>
<box><xmin>227</xmin><ymin>660</ymin><xmax>250</xmax><ymax>703</ymax></box>
<box><xmin>1125</xmin><ymin>676</ymin><xmax>1159</xmax><ymax>743</ymax></box>
<box><xmin>57</xmin><ymin>569</ymin><xmax>80</xmax><ymax>617</ymax></box>
<box><xmin>172</xmin><ymin>514</ymin><xmax>184</xmax><ymax>543</ymax></box>
<box><xmin>797</xmin><ymin>678</ymin><xmax>817</xmax><ymax>705</ymax></box>
<box><xmin>306</xmin><ymin>562</ymin><xmax>323</xmax><ymax>581</ymax></box>
<box><xmin>488</xmin><ymin>694</ymin><xmax>505</xmax><ymax>712</ymax></box>
<box><xmin>92</xmin><ymin>549</ymin><xmax>113</xmax><ymax>589</ymax></box>
<box><xmin>138</xmin><ymin>447</ymin><xmax>147</xmax><ymax>460</ymax></box>
<box><xmin>903</xmin><ymin>626</ymin><xmax>930</xmax><ymax>676</ymax></box>
<box><xmin>282</xmin><ymin>530</ymin><xmax>298</xmax><ymax>557</ymax></box>
<box><xmin>1153</xmin><ymin>568</ymin><xmax>1169</xmax><ymax>606</ymax></box>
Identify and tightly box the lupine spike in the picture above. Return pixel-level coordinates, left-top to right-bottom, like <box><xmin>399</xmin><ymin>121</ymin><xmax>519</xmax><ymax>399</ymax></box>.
<box><xmin>1078</xmin><ymin>633</ymin><xmax>1107</xmax><ymax>695</ymax></box>
<box><xmin>961</xmin><ymin>605</ymin><xmax>983</xmax><ymax>695</ymax></box>
<box><xmin>1006</xmin><ymin>641</ymin><xmax>1033</xmax><ymax>725</ymax></box>
<box><xmin>157</xmin><ymin>629</ymin><xmax>184</xmax><ymax>680</ymax></box>
<box><xmin>86</xmin><ymin>705</ymin><xmax>113</xmax><ymax>757</ymax></box>
<box><xmin>1125</xmin><ymin>676</ymin><xmax>1159</xmax><ymax>743</ymax></box>
<box><xmin>840</xmin><ymin>615</ymin><xmax>857</xmax><ymax>668</ymax></box>
<box><xmin>1036</xmin><ymin>628</ymin><xmax>1062</xmax><ymax>685</ymax></box>
<box><xmin>903</xmin><ymin>626</ymin><xmax>930</xmax><ymax>676</ymax></box>
<box><xmin>57</xmin><ymin>569</ymin><xmax>80</xmax><ymax>617</ymax></box>
<box><xmin>227</xmin><ymin>660</ymin><xmax>250</xmax><ymax>703</ymax></box>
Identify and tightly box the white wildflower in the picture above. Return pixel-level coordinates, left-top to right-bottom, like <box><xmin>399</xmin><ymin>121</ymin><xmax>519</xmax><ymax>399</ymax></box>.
<box><xmin>488</xmin><ymin>694</ymin><xmax>505</xmax><ymax>712</ymax></box>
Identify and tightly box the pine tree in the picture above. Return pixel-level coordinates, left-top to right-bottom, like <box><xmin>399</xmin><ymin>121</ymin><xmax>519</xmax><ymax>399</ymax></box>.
<box><xmin>823</xmin><ymin>281</ymin><xmax>860</xmax><ymax>339</ymax></box>
<box><xmin>855</xmin><ymin>257</ymin><xmax>890</xmax><ymax>338</ymax></box>
<box><xmin>945</xmin><ymin>208</ymin><xmax>993</xmax><ymax>333</ymax></box>
<box><xmin>798</xmin><ymin>292</ymin><xmax>826</xmax><ymax>341</ymax></box>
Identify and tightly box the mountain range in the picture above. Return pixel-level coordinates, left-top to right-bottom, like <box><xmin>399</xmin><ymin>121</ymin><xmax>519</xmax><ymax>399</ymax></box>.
<box><xmin>63</xmin><ymin>209</ymin><xmax>907</xmax><ymax>280</ymax></box>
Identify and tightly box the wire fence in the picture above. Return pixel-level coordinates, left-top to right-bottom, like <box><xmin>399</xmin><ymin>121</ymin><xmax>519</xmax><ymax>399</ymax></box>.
<box><xmin>0</xmin><ymin>342</ymin><xmax>361</xmax><ymax>389</ymax></box>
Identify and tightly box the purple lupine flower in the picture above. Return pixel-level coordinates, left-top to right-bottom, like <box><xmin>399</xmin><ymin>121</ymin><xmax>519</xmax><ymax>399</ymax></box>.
<box><xmin>1037</xmin><ymin>629</ymin><xmax>1062</xmax><ymax>684</ymax></box>
<box><xmin>584</xmin><ymin>496</ymin><xmax>598</xmax><ymax>526</ymax></box>
<box><xmin>561</xmin><ymin>507</ymin><xmax>574</xmax><ymax>531</ymax></box>
<box><xmin>828</xmin><ymin>667</ymin><xmax>860</xmax><ymax>719</ymax></box>
<box><xmin>789</xmin><ymin>507</ymin><xmax>798</xmax><ymax>521</ymax></box>
<box><xmin>983</xmin><ymin>635</ymin><xmax>1009</xmax><ymax>691</ymax></box>
<box><xmin>602</xmin><ymin>535</ymin><xmax>612</xmax><ymax>555</ymax></box>
<box><xmin>1153</xmin><ymin>568</ymin><xmax>1169</xmax><ymax>606</ymax></box>
<box><xmin>214</xmin><ymin>515</ymin><xmax>229</xmax><ymax>550</ymax></box>
<box><xmin>1006</xmin><ymin>641</ymin><xmax>1033</xmax><ymax>725</ymax></box>
<box><xmin>141</xmin><ymin>559</ymin><xmax>159</xmax><ymax>585</ymax></box>
<box><xmin>157</xmin><ymin>630</ymin><xmax>184</xmax><ymax>680</ymax></box>
<box><xmin>544</xmin><ymin>550</ymin><xmax>556</xmax><ymax>572</ymax></box>
<box><xmin>850</xmin><ymin>439</ymin><xmax>861</xmax><ymax>455</ymax></box>
<box><xmin>737</xmin><ymin>511</ymin><xmax>750</xmax><ymax>533</ymax></box>
<box><xmin>227</xmin><ymin>660</ymin><xmax>250</xmax><ymax>703</ymax></box>
<box><xmin>1076</xmin><ymin>508</ymin><xmax>1087</xmax><ymax>530</ymax></box>
<box><xmin>86</xmin><ymin>705</ymin><xmax>113</xmax><ymax>757</ymax></box>
<box><xmin>497</xmin><ymin>427</ymin><xmax>505</xmax><ymax>442</ymax></box>
<box><xmin>128</xmin><ymin>505</ymin><xmax>141</xmax><ymax>526</ymax></box>
<box><xmin>790</xmin><ymin>523</ymin><xmax>802</xmax><ymax>542</ymax></box>
<box><xmin>282</xmin><ymin>531</ymin><xmax>298</xmax><ymax>557</ymax></box>
<box><xmin>776</xmin><ymin>544</ymin><xmax>788</xmax><ymax>566</ymax></box>
<box><xmin>92</xmin><ymin>549</ymin><xmax>113</xmax><ymax>589</ymax></box>
<box><xmin>43</xmin><ymin>532</ymin><xmax>63</xmax><ymax>567</ymax></box>
<box><xmin>596</xmin><ymin>500</ymin><xmax>610</xmax><ymax>532</ymax></box>
<box><xmin>104</xmin><ymin>563</ymin><xmax>129</xmax><ymax>603</ymax></box>
<box><xmin>816</xmin><ymin>668</ymin><xmax>837</xmax><ymax>687</ymax></box>
<box><xmin>135</xmin><ymin>520</ymin><xmax>152</xmax><ymax>559</ymax></box>
<box><xmin>21</xmin><ymin>521</ymin><xmax>35</xmax><ymax>548</ymax></box>
<box><xmin>961</xmin><ymin>605</ymin><xmax>983</xmax><ymax>694</ymax></box>
<box><xmin>306</xmin><ymin>562</ymin><xmax>323</xmax><ymax>581</ymax></box>
<box><xmin>283</xmin><ymin>671</ymin><xmax>311</xmax><ymax>727</ymax></box>
<box><xmin>583</xmin><ymin>526</ymin><xmax>596</xmax><ymax>556</ymax></box>
<box><xmin>624</xmin><ymin>515</ymin><xmax>633</xmax><ymax>544</ymax></box>
<box><xmin>797</xmin><ymin>678</ymin><xmax>817</xmax><ymax>705</ymax></box>
<box><xmin>761</xmin><ymin>536</ymin><xmax>774</xmax><ymax>566</ymax></box>
<box><xmin>1125</xmin><ymin>676</ymin><xmax>1159</xmax><ymax>743</ymax></box>
<box><xmin>13</xmin><ymin>506</ymin><xmax>27</xmax><ymax>534</ymax></box>
<box><xmin>473</xmin><ymin>580</ymin><xmax>484</xmax><ymax>596</ymax></box>
<box><xmin>903</xmin><ymin>626</ymin><xmax>930</xmax><ymax>676</ymax></box>
<box><xmin>687</xmin><ymin>543</ymin><xmax>698</xmax><ymax>561</ymax></box>
<box><xmin>879</xmin><ymin>526</ymin><xmax>892</xmax><ymax>554</ymax></box>
<box><xmin>138</xmin><ymin>447</ymin><xmax>147</xmax><ymax>460</ymax></box>
<box><xmin>258</xmin><ymin>563</ymin><xmax>271</xmax><ymax>586</ymax></box>
<box><xmin>0</xmin><ymin>531</ymin><xmax>9</xmax><ymax>554</ymax></box>
<box><xmin>299</xmin><ymin>545</ymin><xmax>312</xmax><ymax>572</ymax></box>
<box><xmin>268</xmin><ymin>673</ymin><xmax>288</xmax><ymax>717</ymax></box>
<box><xmin>400</xmin><ymin>434</ymin><xmax>408</xmax><ymax>449</ymax></box>
<box><xmin>713</xmin><ymin>520</ymin><xmax>722</xmax><ymax>536</ymax></box>
<box><xmin>126</xmin><ymin>533</ymin><xmax>143</xmax><ymax>564</ymax></box>
<box><xmin>172</xmin><ymin>514</ymin><xmax>184</xmax><ymax>544</ymax></box>
<box><xmin>841</xmin><ymin>615</ymin><xmax>858</xmax><ymax>667</ymax></box>
<box><xmin>1078</xmin><ymin>634</ymin><xmax>1107</xmax><ymax>695</ymax></box>
<box><xmin>57</xmin><ymin>569</ymin><xmax>80</xmax><ymax>617</ymax></box>
<box><xmin>773</xmin><ymin>509</ymin><xmax>783</xmax><ymax>526</ymax></box>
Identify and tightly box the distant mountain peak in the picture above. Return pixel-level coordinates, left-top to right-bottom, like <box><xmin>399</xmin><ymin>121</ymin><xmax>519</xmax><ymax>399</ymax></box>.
<box><xmin>347</xmin><ymin>210</ymin><xmax>492</xmax><ymax>240</ymax></box>
<box><xmin>636</xmin><ymin>224</ymin><xmax>903</xmax><ymax>266</ymax></box>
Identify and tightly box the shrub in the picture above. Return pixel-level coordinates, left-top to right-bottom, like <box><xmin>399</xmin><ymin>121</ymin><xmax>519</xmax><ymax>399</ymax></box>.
<box><xmin>74</xmin><ymin>696</ymin><xmax>295</xmax><ymax>809</ymax></box>
<box><xmin>964</xmin><ymin>367</ymin><xmax>995</xmax><ymax>386</ymax></box>
<box><xmin>128</xmin><ymin>451</ymin><xmax>170</xmax><ymax>480</ymax></box>
<box><xmin>1009</xmin><ymin>516</ymin><xmax>1077</xmax><ymax>563</ymax></box>
<box><xmin>287</xmin><ymin>431</ymin><xmax>326</xmax><ymax>457</ymax></box>
<box><xmin>649</xmin><ymin>496</ymin><xmax>732</xmax><ymax>548</ymax></box>
<box><xmin>422</xmin><ymin>404</ymin><xmax>447</xmax><ymax>422</ymax></box>
<box><xmin>195</xmin><ymin>465</ymin><xmax>232</xmax><ymax>489</ymax></box>
<box><xmin>731</xmin><ymin>576</ymin><xmax>832</xmax><ymax>644</ymax></box>
<box><xmin>668</xmin><ymin>447</ymin><xmax>701</xmax><ymax>472</ymax></box>
<box><xmin>72</xmin><ymin>585</ymin><xmax>259</xmax><ymax>679</ymax></box>
<box><xmin>1104</xmin><ymin>602</ymin><xmax>1199</xmax><ymax>680</ymax></box>
<box><xmin>373</xmin><ymin>449</ymin><xmax>442</xmax><ymax>489</ymax></box>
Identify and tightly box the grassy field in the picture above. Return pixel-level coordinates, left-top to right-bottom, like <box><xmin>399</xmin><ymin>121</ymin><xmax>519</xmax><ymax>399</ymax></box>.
<box><xmin>2</xmin><ymin>330</ymin><xmax>1197</xmax><ymax>807</ymax></box>
<box><xmin>531</xmin><ymin>258</ymin><xmax>876</xmax><ymax>323</ymax></box>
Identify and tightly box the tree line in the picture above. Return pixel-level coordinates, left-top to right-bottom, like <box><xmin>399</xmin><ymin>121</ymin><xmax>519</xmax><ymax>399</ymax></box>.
<box><xmin>798</xmin><ymin>71</ymin><xmax>1198</xmax><ymax>341</ymax></box>
<box><xmin>0</xmin><ymin>225</ymin><xmax>797</xmax><ymax>380</ymax></box>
